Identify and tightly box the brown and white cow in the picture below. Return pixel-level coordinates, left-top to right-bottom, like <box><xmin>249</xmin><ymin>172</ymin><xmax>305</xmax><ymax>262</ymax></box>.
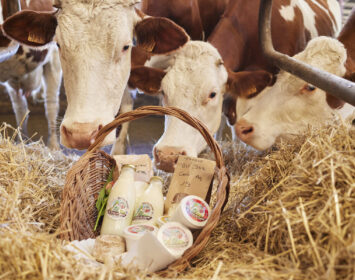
<box><xmin>130</xmin><ymin>0</ymin><xmax>342</xmax><ymax>171</ymax></box>
<box><xmin>233</xmin><ymin>9</ymin><xmax>355</xmax><ymax>150</ymax></box>
<box><xmin>1</xmin><ymin>0</ymin><xmax>189</xmax><ymax>150</ymax></box>
<box><xmin>0</xmin><ymin>0</ymin><xmax>62</xmax><ymax>149</ymax></box>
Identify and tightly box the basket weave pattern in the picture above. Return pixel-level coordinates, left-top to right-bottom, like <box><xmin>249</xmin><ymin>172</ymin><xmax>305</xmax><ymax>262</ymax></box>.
<box><xmin>60</xmin><ymin>106</ymin><xmax>230</xmax><ymax>275</ymax></box>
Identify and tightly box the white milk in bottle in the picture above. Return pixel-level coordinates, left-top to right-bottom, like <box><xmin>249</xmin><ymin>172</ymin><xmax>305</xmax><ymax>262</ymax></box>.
<box><xmin>101</xmin><ymin>165</ymin><xmax>136</xmax><ymax>236</ymax></box>
<box><xmin>134</xmin><ymin>181</ymin><xmax>149</xmax><ymax>210</ymax></box>
<box><xmin>132</xmin><ymin>176</ymin><xmax>164</xmax><ymax>226</ymax></box>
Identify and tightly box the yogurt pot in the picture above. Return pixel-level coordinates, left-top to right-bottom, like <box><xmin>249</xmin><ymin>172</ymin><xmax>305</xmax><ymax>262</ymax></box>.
<box><xmin>170</xmin><ymin>195</ymin><xmax>210</xmax><ymax>230</ymax></box>
<box><xmin>123</xmin><ymin>224</ymin><xmax>158</xmax><ymax>251</ymax></box>
<box><xmin>157</xmin><ymin>222</ymin><xmax>193</xmax><ymax>258</ymax></box>
<box><xmin>157</xmin><ymin>215</ymin><xmax>171</xmax><ymax>227</ymax></box>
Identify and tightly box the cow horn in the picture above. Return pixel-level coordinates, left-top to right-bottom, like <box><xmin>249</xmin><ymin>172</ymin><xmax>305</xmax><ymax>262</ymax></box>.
<box><xmin>258</xmin><ymin>0</ymin><xmax>355</xmax><ymax>106</ymax></box>
<box><xmin>5</xmin><ymin>0</ymin><xmax>21</xmax><ymax>18</ymax></box>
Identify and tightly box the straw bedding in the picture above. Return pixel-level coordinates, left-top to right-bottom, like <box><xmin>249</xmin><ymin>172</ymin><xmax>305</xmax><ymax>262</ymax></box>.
<box><xmin>0</xmin><ymin>121</ymin><xmax>354</xmax><ymax>279</ymax></box>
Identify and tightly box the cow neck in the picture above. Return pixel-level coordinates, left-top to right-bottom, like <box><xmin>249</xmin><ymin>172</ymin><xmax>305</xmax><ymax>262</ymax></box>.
<box><xmin>207</xmin><ymin>15</ymin><xmax>245</xmax><ymax>71</ymax></box>
<box><xmin>197</xmin><ymin>0</ymin><xmax>229</xmax><ymax>40</ymax></box>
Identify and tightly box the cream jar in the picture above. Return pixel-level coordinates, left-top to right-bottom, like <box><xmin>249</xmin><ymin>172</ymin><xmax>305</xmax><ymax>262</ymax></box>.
<box><xmin>157</xmin><ymin>222</ymin><xmax>193</xmax><ymax>257</ymax></box>
<box><xmin>170</xmin><ymin>195</ymin><xmax>210</xmax><ymax>229</ymax></box>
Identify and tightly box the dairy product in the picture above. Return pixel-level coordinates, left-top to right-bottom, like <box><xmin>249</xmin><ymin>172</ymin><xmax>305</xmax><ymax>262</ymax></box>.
<box><xmin>123</xmin><ymin>224</ymin><xmax>158</xmax><ymax>251</ymax></box>
<box><xmin>157</xmin><ymin>222</ymin><xmax>193</xmax><ymax>257</ymax></box>
<box><xmin>134</xmin><ymin>181</ymin><xmax>149</xmax><ymax>210</ymax></box>
<box><xmin>157</xmin><ymin>216</ymin><xmax>171</xmax><ymax>227</ymax></box>
<box><xmin>171</xmin><ymin>195</ymin><xmax>210</xmax><ymax>229</ymax></box>
<box><xmin>132</xmin><ymin>176</ymin><xmax>164</xmax><ymax>225</ymax></box>
<box><xmin>101</xmin><ymin>165</ymin><xmax>136</xmax><ymax>236</ymax></box>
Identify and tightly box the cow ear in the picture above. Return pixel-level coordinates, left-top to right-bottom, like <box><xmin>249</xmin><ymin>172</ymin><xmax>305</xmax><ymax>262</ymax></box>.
<box><xmin>227</xmin><ymin>70</ymin><xmax>273</xmax><ymax>98</ymax></box>
<box><xmin>135</xmin><ymin>17</ymin><xmax>190</xmax><ymax>55</ymax></box>
<box><xmin>2</xmin><ymin>11</ymin><xmax>57</xmax><ymax>47</ymax></box>
<box><xmin>129</xmin><ymin>66</ymin><xmax>166</xmax><ymax>95</ymax></box>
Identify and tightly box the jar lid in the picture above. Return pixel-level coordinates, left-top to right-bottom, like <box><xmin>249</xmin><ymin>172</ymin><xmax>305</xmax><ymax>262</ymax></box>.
<box><xmin>150</xmin><ymin>176</ymin><xmax>164</xmax><ymax>183</ymax></box>
<box><xmin>157</xmin><ymin>215</ymin><xmax>170</xmax><ymax>227</ymax></box>
<box><xmin>157</xmin><ymin>222</ymin><xmax>193</xmax><ymax>256</ymax></box>
<box><xmin>123</xmin><ymin>224</ymin><xmax>157</xmax><ymax>241</ymax></box>
<box><xmin>181</xmin><ymin>195</ymin><xmax>210</xmax><ymax>227</ymax></box>
<box><xmin>122</xmin><ymin>164</ymin><xmax>136</xmax><ymax>170</ymax></box>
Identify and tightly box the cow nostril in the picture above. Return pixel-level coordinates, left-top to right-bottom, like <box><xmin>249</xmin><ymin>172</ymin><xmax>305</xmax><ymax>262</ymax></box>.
<box><xmin>242</xmin><ymin>127</ymin><xmax>254</xmax><ymax>135</ymax></box>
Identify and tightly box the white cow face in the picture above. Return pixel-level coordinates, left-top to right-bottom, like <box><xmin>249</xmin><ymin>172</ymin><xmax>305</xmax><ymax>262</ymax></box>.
<box><xmin>130</xmin><ymin>41</ymin><xmax>228</xmax><ymax>171</ymax></box>
<box><xmin>2</xmin><ymin>0</ymin><xmax>189</xmax><ymax>149</ymax></box>
<box><xmin>56</xmin><ymin>1</ymin><xmax>138</xmax><ymax>149</ymax></box>
<box><xmin>235</xmin><ymin>37</ymin><xmax>353</xmax><ymax>150</ymax></box>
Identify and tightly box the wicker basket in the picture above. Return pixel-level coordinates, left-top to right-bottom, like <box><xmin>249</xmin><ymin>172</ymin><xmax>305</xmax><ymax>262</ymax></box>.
<box><xmin>60</xmin><ymin>105</ymin><xmax>230</xmax><ymax>275</ymax></box>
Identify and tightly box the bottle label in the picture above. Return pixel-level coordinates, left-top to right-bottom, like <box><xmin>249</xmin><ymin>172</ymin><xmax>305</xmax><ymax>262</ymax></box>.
<box><xmin>128</xmin><ymin>224</ymin><xmax>155</xmax><ymax>234</ymax></box>
<box><xmin>133</xmin><ymin>202</ymin><xmax>154</xmax><ymax>221</ymax></box>
<box><xmin>185</xmin><ymin>198</ymin><xmax>209</xmax><ymax>222</ymax></box>
<box><xmin>107</xmin><ymin>197</ymin><xmax>129</xmax><ymax>219</ymax></box>
<box><xmin>162</xmin><ymin>226</ymin><xmax>189</xmax><ymax>249</ymax></box>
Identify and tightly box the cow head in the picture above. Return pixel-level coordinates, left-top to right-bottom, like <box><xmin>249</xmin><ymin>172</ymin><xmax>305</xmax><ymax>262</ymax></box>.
<box><xmin>234</xmin><ymin>37</ymin><xmax>353</xmax><ymax>150</ymax></box>
<box><xmin>2</xmin><ymin>0</ymin><xmax>189</xmax><ymax>149</ymax></box>
<box><xmin>130</xmin><ymin>41</ymin><xmax>228</xmax><ymax>171</ymax></box>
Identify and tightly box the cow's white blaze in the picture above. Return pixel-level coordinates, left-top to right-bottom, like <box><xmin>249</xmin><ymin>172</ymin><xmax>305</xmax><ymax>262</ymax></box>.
<box><xmin>56</xmin><ymin>0</ymin><xmax>139</xmax><ymax>148</ymax></box>
<box><xmin>152</xmin><ymin>41</ymin><xmax>228</xmax><ymax>157</ymax></box>
<box><xmin>236</xmin><ymin>37</ymin><xmax>354</xmax><ymax>150</ymax></box>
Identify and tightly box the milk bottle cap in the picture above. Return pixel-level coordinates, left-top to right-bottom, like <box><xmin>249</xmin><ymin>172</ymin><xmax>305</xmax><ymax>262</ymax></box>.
<box><xmin>122</xmin><ymin>164</ymin><xmax>136</xmax><ymax>170</ymax></box>
<box><xmin>150</xmin><ymin>176</ymin><xmax>164</xmax><ymax>183</ymax></box>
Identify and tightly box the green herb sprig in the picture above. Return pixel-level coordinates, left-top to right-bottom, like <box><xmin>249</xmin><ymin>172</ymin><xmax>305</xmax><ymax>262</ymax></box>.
<box><xmin>94</xmin><ymin>167</ymin><xmax>115</xmax><ymax>231</ymax></box>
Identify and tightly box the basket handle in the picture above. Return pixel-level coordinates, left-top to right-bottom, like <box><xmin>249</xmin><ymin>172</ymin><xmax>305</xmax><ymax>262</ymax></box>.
<box><xmin>88</xmin><ymin>105</ymin><xmax>225</xmax><ymax>169</ymax></box>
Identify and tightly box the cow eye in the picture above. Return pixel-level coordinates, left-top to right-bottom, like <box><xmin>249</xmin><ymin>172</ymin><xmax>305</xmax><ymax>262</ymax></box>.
<box><xmin>122</xmin><ymin>45</ymin><xmax>130</xmax><ymax>52</ymax></box>
<box><xmin>305</xmin><ymin>84</ymin><xmax>316</xmax><ymax>92</ymax></box>
<box><xmin>209</xmin><ymin>92</ymin><xmax>217</xmax><ymax>99</ymax></box>
<box><xmin>301</xmin><ymin>84</ymin><xmax>317</xmax><ymax>94</ymax></box>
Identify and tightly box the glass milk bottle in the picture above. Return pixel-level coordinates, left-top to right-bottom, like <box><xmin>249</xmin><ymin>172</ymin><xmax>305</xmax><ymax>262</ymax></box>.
<box><xmin>101</xmin><ymin>165</ymin><xmax>136</xmax><ymax>236</ymax></box>
<box><xmin>132</xmin><ymin>176</ymin><xmax>164</xmax><ymax>226</ymax></box>
<box><xmin>134</xmin><ymin>181</ymin><xmax>149</xmax><ymax>210</ymax></box>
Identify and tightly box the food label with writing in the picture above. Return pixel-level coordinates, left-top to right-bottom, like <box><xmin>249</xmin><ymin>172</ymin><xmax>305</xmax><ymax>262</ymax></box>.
<box><xmin>186</xmin><ymin>198</ymin><xmax>209</xmax><ymax>222</ymax></box>
<box><xmin>133</xmin><ymin>202</ymin><xmax>154</xmax><ymax>221</ymax></box>
<box><xmin>107</xmin><ymin>197</ymin><xmax>129</xmax><ymax>219</ymax></box>
<box><xmin>162</xmin><ymin>226</ymin><xmax>189</xmax><ymax>249</ymax></box>
<box><xmin>128</xmin><ymin>224</ymin><xmax>155</xmax><ymax>234</ymax></box>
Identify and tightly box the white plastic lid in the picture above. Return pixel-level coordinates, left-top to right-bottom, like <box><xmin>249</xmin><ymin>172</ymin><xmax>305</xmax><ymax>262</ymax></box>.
<box><xmin>157</xmin><ymin>222</ymin><xmax>193</xmax><ymax>257</ymax></box>
<box><xmin>157</xmin><ymin>216</ymin><xmax>171</xmax><ymax>227</ymax></box>
<box><xmin>123</xmin><ymin>224</ymin><xmax>158</xmax><ymax>241</ymax></box>
<box><xmin>181</xmin><ymin>195</ymin><xmax>210</xmax><ymax>228</ymax></box>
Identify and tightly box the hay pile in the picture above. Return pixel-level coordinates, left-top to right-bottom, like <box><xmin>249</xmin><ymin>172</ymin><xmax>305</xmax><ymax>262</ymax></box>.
<box><xmin>185</xmin><ymin>122</ymin><xmax>355</xmax><ymax>279</ymax></box>
<box><xmin>0</xmin><ymin>120</ymin><xmax>354</xmax><ymax>279</ymax></box>
<box><xmin>0</xmin><ymin>124</ymin><xmax>144</xmax><ymax>279</ymax></box>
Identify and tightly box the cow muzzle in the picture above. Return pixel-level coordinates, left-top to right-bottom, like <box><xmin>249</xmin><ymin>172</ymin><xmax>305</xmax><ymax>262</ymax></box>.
<box><xmin>153</xmin><ymin>146</ymin><xmax>187</xmax><ymax>172</ymax></box>
<box><xmin>235</xmin><ymin>119</ymin><xmax>254</xmax><ymax>144</ymax></box>
<box><xmin>60</xmin><ymin>122</ymin><xmax>103</xmax><ymax>150</ymax></box>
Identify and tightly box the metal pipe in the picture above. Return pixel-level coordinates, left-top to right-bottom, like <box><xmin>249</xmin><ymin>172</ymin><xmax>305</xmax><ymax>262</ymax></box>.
<box><xmin>258</xmin><ymin>0</ymin><xmax>355</xmax><ymax>106</ymax></box>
